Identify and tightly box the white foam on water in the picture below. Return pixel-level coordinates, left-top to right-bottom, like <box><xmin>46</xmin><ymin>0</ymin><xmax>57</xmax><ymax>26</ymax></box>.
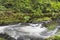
<box><xmin>4</xmin><ymin>23</ymin><xmax>48</xmax><ymax>39</ymax></box>
<box><xmin>0</xmin><ymin>23</ymin><xmax>59</xmax><ymax>40</ymax></box>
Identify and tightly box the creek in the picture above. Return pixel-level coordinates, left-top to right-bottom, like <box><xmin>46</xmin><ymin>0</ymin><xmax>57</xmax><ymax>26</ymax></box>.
<box><xmin>0</xmin><ymin>23</ymin><xmax>60</xmax><ymax>40</ymax></box>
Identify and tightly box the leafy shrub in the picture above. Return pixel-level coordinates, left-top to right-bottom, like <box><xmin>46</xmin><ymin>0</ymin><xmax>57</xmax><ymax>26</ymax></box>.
<box><xmin>0</xmin><ymin>0</ymin><xmax>60</xmax><ymax>24</ymax></box>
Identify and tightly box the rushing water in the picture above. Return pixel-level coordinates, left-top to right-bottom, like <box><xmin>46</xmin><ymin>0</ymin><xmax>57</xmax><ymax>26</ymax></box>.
<box><xmin>0</xmin><ymin>23</ymin><xmax>60</xmax><ymax>40</ymax></box>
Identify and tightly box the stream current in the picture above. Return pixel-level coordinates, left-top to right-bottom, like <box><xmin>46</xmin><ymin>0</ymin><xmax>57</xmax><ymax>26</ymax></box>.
<box><xmin>0</xmin><ymin>23</ymin><xmax>60</xmax><ymax>40</ymax></box>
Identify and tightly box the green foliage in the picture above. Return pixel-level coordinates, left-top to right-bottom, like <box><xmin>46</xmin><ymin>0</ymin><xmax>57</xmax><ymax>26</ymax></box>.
<box><xmin>45</xmin><ymin>35</ymin><xmax>60</xmax><ymax>40</ymax></box>
<box><xmin>0</xmin><ymin>5</ymin><xmax>7</xmax><ymax>11</ymax></box>
<box><xmin>0</xmin><ymin>0</ymin><xmax>60</xmax><ymax>24</ymax></box>
<box><xmin>0</xmin><ymin>38</ymin><xmax>6</xmax><ymax>40</ymax></box>
<box><xmin>30</xmin><ymin>17</ymin><xmax>51</xmax><ymax>23</ymax></box>
<box><xmin>44</xmin><ymin>21</ymin><xmax>58</xmax><ymax>30</ymax></box>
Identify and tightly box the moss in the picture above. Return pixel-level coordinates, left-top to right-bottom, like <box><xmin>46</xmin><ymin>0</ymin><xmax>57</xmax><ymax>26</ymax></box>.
<box><xmin>44</xmin><ymin>21</ymin><xmax>58</xmax><ymax>30</ymax></box>
<box><xmin>0</xmin><ymin>38</ymin><xmax>6</xmax><ymax>40</ymax></box>
<box><xmin>45</xmin><ymin>35</ymin><xmax>60</xmax><ymax>40</ymax></box>
<box><xmin>30</xmin><ymin>17</ymin><xmax>51</xmax><ymax>23</ymax></box>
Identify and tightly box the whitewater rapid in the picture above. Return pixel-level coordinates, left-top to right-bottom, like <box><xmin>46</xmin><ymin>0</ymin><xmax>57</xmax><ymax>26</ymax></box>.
<box><xmin>0</xmin><ymin>23</ymin><xmax>59</xmax><ymax>40</ymax></box>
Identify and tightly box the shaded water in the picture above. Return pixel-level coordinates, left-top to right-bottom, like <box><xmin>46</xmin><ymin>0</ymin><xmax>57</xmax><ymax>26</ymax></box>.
<box><xmin>0</xmin><ymin>23</ymin><xmax>60</xmax><ymax>40</ymax></box>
